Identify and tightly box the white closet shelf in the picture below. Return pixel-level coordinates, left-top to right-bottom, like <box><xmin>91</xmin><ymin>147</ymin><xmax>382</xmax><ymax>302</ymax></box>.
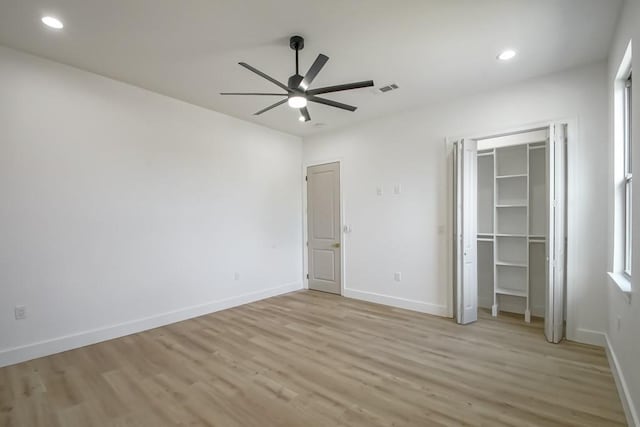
<box><xmin>496</xmin><ymin>174</ymin><xmax>527</xmax><ymax>179</ymax></box>
<box><xmin>495</xmin><ymin>288</ymin><xmax>528</xmax><ymax>297</ymax></box>
<box><xmin>495</xmin><ymin>233</ymin><xmax>528</xmax><ymax>238</ymax></box>
<box><xmin>496</xmin><ymin>204</ymin><xmax>527</xmax><ymax>208</ymax></box>
<box><xmin>477</xmin><ymin>237</ymin><xmax>494</xmax><ymax>242</ymax></box>
<box><xmin>496</xmin><ymin>261</ymin><xmax>527</xmax><ymax>268</ymax></box>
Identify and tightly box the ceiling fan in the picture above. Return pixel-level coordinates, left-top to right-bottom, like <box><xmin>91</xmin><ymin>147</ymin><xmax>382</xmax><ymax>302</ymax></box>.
<box><xmin>221</xmin><ymin>35</ymin><xmax>374</xmax><ymax>122</ymax></box>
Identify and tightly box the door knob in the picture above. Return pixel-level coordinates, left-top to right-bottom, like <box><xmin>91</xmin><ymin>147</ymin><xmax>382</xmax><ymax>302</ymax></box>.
<box><xmin>333</xmin><ymin>243</ymin><xmax>341</xmax><ymax>248</ymax></box>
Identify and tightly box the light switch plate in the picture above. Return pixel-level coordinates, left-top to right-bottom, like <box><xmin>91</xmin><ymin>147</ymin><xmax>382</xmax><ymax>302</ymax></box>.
<box><xmin>376</xmin><ymin>186</ymin><xmax>383</xmax><ymax>196</ymax></box>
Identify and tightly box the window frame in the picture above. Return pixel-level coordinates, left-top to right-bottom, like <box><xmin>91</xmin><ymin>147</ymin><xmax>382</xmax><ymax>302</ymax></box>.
<box><xmin>623</xmin><ymin>71</ymin><xmax>632</xmax><ymax>277</ymax></box>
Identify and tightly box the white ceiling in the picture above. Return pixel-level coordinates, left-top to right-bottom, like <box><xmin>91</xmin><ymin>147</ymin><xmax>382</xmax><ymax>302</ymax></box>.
<box><xmin>0</xmin><ymin>0</ymin><xmax>622</xmax><ymax>137</ymax></box>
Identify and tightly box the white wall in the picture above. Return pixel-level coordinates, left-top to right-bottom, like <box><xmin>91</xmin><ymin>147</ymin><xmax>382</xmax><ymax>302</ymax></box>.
<box><xmin>0</xmin><ymin>46</ymin><xmax>303</xmax><ymax>367</ymax></box>
<box><xmin>607</xmin><ymin>0</ymin><xmax>640</xmax><ymax>424</ymax></box>
<box><xmin>303</xmin><ymin>62</ymin><xmax>609</xmax><ymax>345</ymax></box>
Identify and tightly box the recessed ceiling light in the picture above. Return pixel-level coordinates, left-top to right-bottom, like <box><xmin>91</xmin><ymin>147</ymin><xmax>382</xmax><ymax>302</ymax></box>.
<box><xmin>42</xmin><ymin>16</ymin><xmax>64</xmax><ymax>29</ymax></box>
<box><xmin>497</xmin><ymin>49</ymin><xmax>517</xmax><ymax>61</ymax></box>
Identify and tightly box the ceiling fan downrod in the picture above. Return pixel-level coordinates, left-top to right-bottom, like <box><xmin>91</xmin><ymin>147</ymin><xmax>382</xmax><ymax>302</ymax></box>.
<box><xmin>289</xmin><ymin>35</ymin><xmax>305</xmax><ymax>89</ymax></box>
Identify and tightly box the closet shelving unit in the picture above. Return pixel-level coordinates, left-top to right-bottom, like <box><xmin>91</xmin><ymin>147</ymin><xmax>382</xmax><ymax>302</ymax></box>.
<box><xmin>477</xmin><ymin>137</ymin><xmax>547</xmax><ymax>323</ymax></box>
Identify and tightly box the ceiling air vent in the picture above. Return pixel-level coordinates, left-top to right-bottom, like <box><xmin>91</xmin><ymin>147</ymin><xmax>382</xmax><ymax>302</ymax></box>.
<box><xmin>377</xmin><ymin>83</ymin><xmax>399</xmax><ymax>93</ymax></box>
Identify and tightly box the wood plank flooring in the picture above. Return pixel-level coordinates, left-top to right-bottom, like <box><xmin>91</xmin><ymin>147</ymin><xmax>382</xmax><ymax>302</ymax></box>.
<box><xmin>0</xmin><ymin>290</ymin><xmax>626</xmax><ymax>426</ymax></box>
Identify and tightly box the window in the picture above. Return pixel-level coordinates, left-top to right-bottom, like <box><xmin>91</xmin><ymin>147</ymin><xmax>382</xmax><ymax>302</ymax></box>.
<box><xmin>610</xmin><ymin>42</ymin><xmax>632</xmax><ymax>295</ymax></box>
<box><xmin>624</xmin><ymin>72</ymin><xmax>632</xmax><ymax>276</ymax></box>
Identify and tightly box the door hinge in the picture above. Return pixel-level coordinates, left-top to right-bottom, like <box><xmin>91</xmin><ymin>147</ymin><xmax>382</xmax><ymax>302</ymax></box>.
<box><xmin>306</xmin><ymin>273</ymin><xmax>309</xmax><ymax>279</ymax></box>
<box><xmin>305</xmin><ymin>176</ymin><xmax>308</xmax><ymax>181</ymax></box>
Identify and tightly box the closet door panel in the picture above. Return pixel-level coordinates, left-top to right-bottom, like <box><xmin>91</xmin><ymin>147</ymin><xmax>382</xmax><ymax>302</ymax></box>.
<box><xmin>454</xmin><ymin>138</ymin><xmax>478</xmax><ymax>325</ymax></box>
<box><xmin>545</xmin><ymin>123</ymin><xmax>567</xmax><ymax>343</ymax></box>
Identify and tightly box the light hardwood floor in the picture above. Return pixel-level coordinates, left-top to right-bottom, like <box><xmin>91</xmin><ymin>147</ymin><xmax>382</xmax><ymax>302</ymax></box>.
<box><xmin>0</xmin><ymin>290</ymin><xmax>626</xmax><ymax>426</ymax></box>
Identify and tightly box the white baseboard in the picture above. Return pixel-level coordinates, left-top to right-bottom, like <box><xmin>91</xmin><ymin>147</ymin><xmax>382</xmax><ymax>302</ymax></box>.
<box><xmin>605</xmin><ymin>334</ymin><xmax>639</xmax><ymax>427</ymax></box>
<box><xmin>571</xmin><ymin>328</ymin><xmax>606</xmax><ymax>347</ymax></box>
<box><xmin>343</xmin><ymin>288</ymin><xmax>449</xmax><ymax>317</ymax></box>
<box><xmin>0</xmin><ymin>282</ymin><xmax>302</xmax><ymax>368</ymax></box>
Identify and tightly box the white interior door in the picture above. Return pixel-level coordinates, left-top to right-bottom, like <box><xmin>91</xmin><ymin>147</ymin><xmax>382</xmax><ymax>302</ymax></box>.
<box><xmin>545</xmin><ymin>124</ymin><xmax>566</xmax><ymax>343</ymax></box>
<box><xmin>454</xmin><ymin>139</ymin><xmax>478</xmax><ymax>324</ymax></box>
<box><xmin>307</xmin><ymin>162</ymin><xmax>341</xmax><ymax>294</ymax></box>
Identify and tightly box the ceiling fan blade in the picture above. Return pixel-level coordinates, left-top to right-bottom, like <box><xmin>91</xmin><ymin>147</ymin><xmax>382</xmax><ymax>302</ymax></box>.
<box><xmin>253</xmin><ymin>98</ymin><xmax>287</xmax><ymax>115</ymax></box>
<box><xmin>299</xmin><ymin>54</ymin><xmax>329</xmax><ymax>90</ymax></box>
<box><xmin>239</xmin><ymin>62</ymin><xmax>291</xmax><ymax>92</ymax></box>
<box><xmin>309</xmin><ymin>95</ymin><xmax>357</xmax><ymax>112</ymax></box>
<box><xmin>220</xmin><ymin>92</ymin><xmax>287</xmax><ymax>96</ymax></box>
<box><xmin>299</xmin><ymin>107</ymin><xmax>311</xmax><ymax>122</ymax></box>
<box><xmin>307</xmin><ymin>80</ymin><xmax>374</xmax><ymax>96</ymax></box>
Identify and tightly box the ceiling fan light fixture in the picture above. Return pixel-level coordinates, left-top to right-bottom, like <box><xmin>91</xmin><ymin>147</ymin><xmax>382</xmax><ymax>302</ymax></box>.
<box><xmin>42</xmin><ymin>16</ymin><xmax>64</xmax><ymax>29</ymax></box>
<box><xmin>298</xmin><ymin>115</ymin><xmax>306</xmax><ymax>122</ymax></box>
<box><xmin>497</xmin><ymin>49</ymin><xmax>517</xmax><ymax>61</ymax></box>
<box><xmin>288</xmin><ymin>96</ymin><xmax>307</xmax><ymax>109</ymax></box>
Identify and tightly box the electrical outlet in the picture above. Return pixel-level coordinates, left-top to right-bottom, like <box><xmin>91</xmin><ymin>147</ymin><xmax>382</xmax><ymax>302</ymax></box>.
<box><xmin>394</xmin><ymin>272</ymin><xmax>402</xmax><ymax>282</ymax></box>
<box><xmin>234</xmin><ymin>272</ymin><xmax>240</xmax><ymax>281</ymax></box>
<box><xmin>394</xmin><ymin>184</ymin><xmax>402</xmax><ymax>195</ymax></box>
<box><xmin>376</xmin><ymin>186</ymin><xmax>384</xmax><ymax>196</ymax></box>
<box><xmin>14</xmin><ymin>305</ymin><xmax>26</xmax><ymax>320</ymax></box>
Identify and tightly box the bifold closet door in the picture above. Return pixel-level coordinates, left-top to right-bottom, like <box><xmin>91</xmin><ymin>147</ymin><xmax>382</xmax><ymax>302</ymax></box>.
<box><xmin>545</xmin><ymin>124</ymin><xmax>567</xmax><ymax>343</ymax></box>
<box><xmin>454</xmin><ymin>139</ymin><xmax>478</xmax><ymax>324</ymax></box>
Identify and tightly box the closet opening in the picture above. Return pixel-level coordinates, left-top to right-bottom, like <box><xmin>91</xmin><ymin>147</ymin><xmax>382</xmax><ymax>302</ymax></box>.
<box><xmin>452</xmin><ymin>124</ymin><xmax>567</xmax><ymax>343</ymax></box>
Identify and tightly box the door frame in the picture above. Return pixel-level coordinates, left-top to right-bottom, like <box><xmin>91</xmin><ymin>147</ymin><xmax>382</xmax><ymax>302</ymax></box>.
<box><xmin>446</xmin><ymin>118</ymin><xmax>576</xmax><ymax>336</ymax></box>
<box><xmin>302</xmin><ymin>158</ymin><xmax>345</xmax><ymax>295</ymax></box>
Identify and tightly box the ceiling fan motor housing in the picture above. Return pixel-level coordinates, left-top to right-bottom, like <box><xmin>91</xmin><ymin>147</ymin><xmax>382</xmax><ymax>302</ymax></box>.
<box><xmin>288</xmin><ymin>74</ymin><xmax>304</xmax><ymax>91</ymax></box>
